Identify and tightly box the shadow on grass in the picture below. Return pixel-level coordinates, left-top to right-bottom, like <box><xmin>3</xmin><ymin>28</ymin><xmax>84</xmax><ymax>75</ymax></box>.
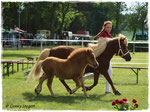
<box><xmin>22</xmin><ymin>92</ymin><xmax>109</xmax><ymax>104</ymax></box>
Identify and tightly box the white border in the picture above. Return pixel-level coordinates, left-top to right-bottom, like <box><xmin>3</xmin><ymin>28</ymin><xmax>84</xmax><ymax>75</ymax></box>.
<box><xmin>0</xmin><ymin>0</ymin><xmax>149</xmax><ymax>112</ymax></box>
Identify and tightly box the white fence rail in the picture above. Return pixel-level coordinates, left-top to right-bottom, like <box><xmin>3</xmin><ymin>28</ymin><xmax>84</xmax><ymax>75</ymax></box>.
<box><xmin>1</xmin><ymin>39</ymin><xmax>149</xmax><ymax>52</ymax></box>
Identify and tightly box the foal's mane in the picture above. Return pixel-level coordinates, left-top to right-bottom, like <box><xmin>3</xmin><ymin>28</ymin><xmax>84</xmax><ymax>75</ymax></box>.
<box><xmin>88</xmin><ymin>34</ymin><xmax>128</xmax><ymax>57</ymax></box>
<box><xmin>67</xmin><ymin>48</ymin><xmax>92</xmax><ymax>60</ymax></box>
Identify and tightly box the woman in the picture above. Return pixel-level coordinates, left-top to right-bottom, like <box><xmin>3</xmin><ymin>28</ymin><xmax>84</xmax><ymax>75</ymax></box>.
<box><xmin>83</xmin><ymin>21</ymin><xmax>112</xmax><ymax>93</ymax></box>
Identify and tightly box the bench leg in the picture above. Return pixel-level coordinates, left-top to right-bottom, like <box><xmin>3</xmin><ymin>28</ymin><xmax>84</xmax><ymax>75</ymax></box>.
<box><xmin>3</xmin><ymin>63</ymin><xmax>5</xmax><ymax>75</ymax></box>
<box><xmin>12</xmin><ymin>63</ymin><xmax>14</xmax><ymax>74</ymax></box>
<box><xmin>131</xmin><ymin>68</ymin><xmax>139</xmax><ymax>84</ymax></box>
<box><xmin>17</xmin><ymin>63</ymin><xmax>19</xmax><ymax>72</ymax></box>
<box><xmin>27</xmin><ymin>62</ymin><xmax>29</xmax><ymax>69</ymax></box>
<box><xmin>22</xmin><ymin>64</ymin><xmax>24</xmax><ymax>71</ymax></box>
<box><xmin>6</xmin><ymin>63</ymin><xmax>9</xmax><ymax>77</ymax></box>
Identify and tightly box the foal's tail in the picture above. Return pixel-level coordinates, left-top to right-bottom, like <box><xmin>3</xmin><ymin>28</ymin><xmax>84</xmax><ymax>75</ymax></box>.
<box><xmin>27</xmin><ymin>49</ymin><xmax>50</xmax><ymax>82</ymax></box>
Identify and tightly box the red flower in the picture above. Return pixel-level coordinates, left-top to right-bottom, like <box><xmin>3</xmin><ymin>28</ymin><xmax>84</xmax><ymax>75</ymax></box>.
<box><xmin>119</xmin><ymin>100</ymin><xmax>124</xmax><ymax>104</ymax></box>
<box><xmin>112</xmin><ymin>101</ymin><xmax>116</xmax><ymax>106</ymax></box>
<box><xmin>115</xmin><ymin>99</ymin><xmax>120</xmax><ymax>103</ymax></box>
<box><xmin>132</xmin><ymin>99</ymin><xmax>137</xmax><ymax>103</ymax></box>
<box><xmin>134</xmin><ymin>103</ymin><xmax>139</xmax><ymax>108</ymax></box>
<box><xmin>123</xmin><ymin>98</ymin><xmax>127</xmax><ymax>101</ymax></box>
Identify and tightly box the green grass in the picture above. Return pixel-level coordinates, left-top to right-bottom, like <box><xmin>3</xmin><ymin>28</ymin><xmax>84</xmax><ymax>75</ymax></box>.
<box><xmin>2</xmin><ymin>47</ymin><xmax>148</xmax><ymax>111</ymax></box>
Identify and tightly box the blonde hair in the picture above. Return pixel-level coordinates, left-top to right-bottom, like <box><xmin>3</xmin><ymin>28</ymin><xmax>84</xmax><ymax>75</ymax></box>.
<box><xmin>92</xmin><ymin>21</ymin><xmax>112</xmax><ymax>39</ymax></box>
<box><xmin>100</xmin><ymin>21</ymin><xmax>112</xmax><ymax>32</ymax></box>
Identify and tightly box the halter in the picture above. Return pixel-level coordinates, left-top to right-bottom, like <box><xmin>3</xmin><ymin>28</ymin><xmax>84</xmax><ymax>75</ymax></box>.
<box><xmin>117</xmin><ymin>38</ymin><xmax>129</xmax><ymax>57</ymax></box>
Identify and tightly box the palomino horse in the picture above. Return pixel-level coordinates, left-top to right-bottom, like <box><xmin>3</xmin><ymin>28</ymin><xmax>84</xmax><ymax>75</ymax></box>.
<box><xmin>28</xmin><ymin>34</ymin><xmax>131</xmax><ymax>96</ymax></box>
<box><xmin>29</xmin><ymin>48</ymin><xmax>99</xmax><ymax>97</ymax></box>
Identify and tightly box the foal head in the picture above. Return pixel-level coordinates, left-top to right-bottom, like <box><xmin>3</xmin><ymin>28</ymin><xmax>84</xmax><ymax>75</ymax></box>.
<box><xmin>85</xmin><ymin>48</ymin><xmax>99</xmax><ymax>68</ymax></box>
<box><xmin>115</xmin><ymin>34</ymin><xmax>131</xmax><ymax>61</ymax></box>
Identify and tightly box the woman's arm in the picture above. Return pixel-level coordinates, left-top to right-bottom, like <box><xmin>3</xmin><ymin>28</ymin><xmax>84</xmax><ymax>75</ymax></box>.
<box><xmin>89</xmin><ymin>32</ymin><xmax>101</xmax><ymax>39</ymax></box>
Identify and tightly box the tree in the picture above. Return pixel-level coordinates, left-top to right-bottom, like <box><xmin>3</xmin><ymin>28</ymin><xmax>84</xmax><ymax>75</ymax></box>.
<box><xmin>57</xmin><ymin>3</ymin><xmax>76</xmax><ymax>37</ymax></box>
<box><xmin>136</xmin><ymin>2</ymin><xmax>148</xmax><ymax>39</ymax></box>
<box><xmin>69</xmin><ymin>2</ymin><xmax>98</xmax><ymax>34</ymax></box>
<box><xmin>126</xmin><ymin>13</ymin><xmax>139</xmax><ymax>40</ymax></box>
<box><xmin>89</xmin><ymin>3</ymin><xmax>108</xmax><ymax>35</ymax></box>
<box><xmin>2</xmin><ymin>2</ymin><xmax>21</xmax><ymax>29</ymax></box>
<box><xmin>126</xmin><ymin>2</ymin><xmax>148</xmax><ymax>40</ymax></box>
<box><xmin>105</xmin><ymin>2</ymin><xmax>127</xmax><ymax>36</ymax></box>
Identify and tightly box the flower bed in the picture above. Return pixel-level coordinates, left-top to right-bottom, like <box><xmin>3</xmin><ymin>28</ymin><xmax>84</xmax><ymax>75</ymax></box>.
<box><xmin>112</xmin><ymin>98</ymin><xmax>139</xmax><ymax>111</ymax></box>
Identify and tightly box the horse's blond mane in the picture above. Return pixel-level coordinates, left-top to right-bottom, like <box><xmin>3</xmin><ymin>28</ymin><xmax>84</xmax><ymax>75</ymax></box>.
<box><xmin>88</xmin><ymin>38</ymin><xmax>109</xmax><ymax>57</ymax></box>
<box><xmin>110</xmin><ymin>34</ymin><xmax>128</xmax><ymax>46</ymax></box>
<box><xmin>88</xmin><ymin>34</ymin><xmax>128</xmax><ymax>57</ymax></box>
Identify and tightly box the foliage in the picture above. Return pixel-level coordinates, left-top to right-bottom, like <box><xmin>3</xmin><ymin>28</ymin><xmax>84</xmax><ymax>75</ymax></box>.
<box><xmin>2</xmin><ymin>2</ymin><xmax>148</xmax><ymax>38</ymax></box>
<box><xmin>126</xmin><ymin>2</ymin><xmax>148</xmax><ymax>40</ymax></box>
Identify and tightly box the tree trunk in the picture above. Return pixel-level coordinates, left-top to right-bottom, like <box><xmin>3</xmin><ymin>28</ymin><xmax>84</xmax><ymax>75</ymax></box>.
<box><xmin>132</xmin><ymin>28</ymin><xmax>136</xmax><ymax>40</ymax></box>
<box><xmin>50</xmin><ymin>3</ymin><xmax>57</xmax><ymax>39</ymax></box>
<box><xmin>58</xmin><ymin>3</ymin><xmax>70</xmax><ymax>39</ymax></box>
<box><xmin>114</xmin><ymin>2</ymin><xmax>121</xmax><ymax>36</ymax></box>
<box><xmin>141</xmin><ymin>24</ymin><xmax>144</xmax><ymax>40</ymax></box>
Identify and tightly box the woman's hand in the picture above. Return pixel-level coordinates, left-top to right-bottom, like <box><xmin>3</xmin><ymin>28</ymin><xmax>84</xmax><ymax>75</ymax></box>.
<box><xmin>89</xmin><ymin>36</ymin><xmax>93</xmax><ymax>40</ymax></box>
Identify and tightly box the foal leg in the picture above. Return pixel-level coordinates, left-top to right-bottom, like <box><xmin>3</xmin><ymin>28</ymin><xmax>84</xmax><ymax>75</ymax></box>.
<box><xmin>35</xmin><ymin>73</ymin><xmax>47</xmax><ymax>95</ymax></box>
<box><xmin>103</xmin><ymin>72</ymin><xmax>121</xmax><ymax>95</ymax></box>
<box><xmin>59</xmin><ymin>79</ymin><xmax>72</xmax><ymax>93</ymax></box>
<box><xmin>79</xmin><ymin>77</ymin><xmax>89</xmax><ymax>98</ymax></box>
<box><xmin>70</xmin><ymin>77</ymin><xmax>81</xmax><ymax>94</ymax></box>
<box><xmin>47</xmin><ymin>74</ymin><xmax>55</xmax><ymax>97</ymax></box>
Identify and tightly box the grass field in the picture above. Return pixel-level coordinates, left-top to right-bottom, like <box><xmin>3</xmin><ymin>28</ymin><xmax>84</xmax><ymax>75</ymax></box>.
<box><xmin>1</xmin><ymin>46</ymin><xmax>149</xmax><ymax>111</ymax></box>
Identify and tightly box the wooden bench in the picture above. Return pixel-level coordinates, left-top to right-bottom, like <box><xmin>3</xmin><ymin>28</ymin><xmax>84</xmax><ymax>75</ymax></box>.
<box><xmin>1</xmin><ymin>60</ymin><xmax>15</xmax><ymax>76</ymax></box>
<box><xmin>112</xmin><ymin>66</ymin><xmax>148</xmax><ymax>84</ymax></box>
<box><xmin>1</xmin><ymin>59</ymin><xmax>35</xmax><ymax>76</ymax></box>
<box><xmin>26</xmin><ymin>56</ymin><xmax>38</xmax><ymax>68</ymax></box>
<box><xmin>14</xmin><ymin>58</ymin><xmax>25</xmax><ymax>72</ymax></box>
<box><xmin>26</xmin><ymin>56</ymin><xmax>38</xmax><ymax>61</ymax></box>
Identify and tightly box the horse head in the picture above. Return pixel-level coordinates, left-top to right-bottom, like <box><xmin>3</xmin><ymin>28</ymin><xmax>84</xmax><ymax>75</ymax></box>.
<box><xmin>86</xmin><ymin>48</ymin><xmax>99</xmax><ymax>68</ymax></box>
<box><xmin>115</xmin><ymin>34</ymin><xmax>131</xmax><ymax>61</ymax></box>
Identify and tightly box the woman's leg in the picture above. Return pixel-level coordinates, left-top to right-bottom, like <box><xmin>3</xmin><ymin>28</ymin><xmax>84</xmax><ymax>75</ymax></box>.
<box><xmin>83</xmin><ymin>63</ymin><xmax>113</xmax><ymax>93</ymax></box>
<box><xmin>105</xmin><ymin>63</ymin><xmax>112</xmax><ymax>93</ymax></box>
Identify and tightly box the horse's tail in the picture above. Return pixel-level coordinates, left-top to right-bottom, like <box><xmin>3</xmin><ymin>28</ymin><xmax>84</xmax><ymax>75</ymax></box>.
<box><xmin>27</xmin><ymin>60</ymin><xmax>44</xmax><ymax>82</ymax></box>
<box><xmin>27</xmin><ymin>49</ymin><xmax>50</xmax><ymax>82</ymax></box>
<box><xmin>37</xmin><ymin>48</ymin><xmax>50</xmax><ymax>61</ymax></box>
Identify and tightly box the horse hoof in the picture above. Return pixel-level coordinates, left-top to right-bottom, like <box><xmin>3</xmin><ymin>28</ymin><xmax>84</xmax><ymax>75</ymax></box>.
<box><xmin>70</xmin><ymin>90</ymin><xmax>74</xmax><ymax>94</ymax></box>
<box><xmin>115</xmin><ymin>90</ymin><xmax>121</xmax><ymax>95</ymax></box>
<box><xmin>85</xmin><ymin>87</ymin><xmax>91</xmax><ymax>91</ymax></box>
<box><xmin>35</xmin><ymin>89</ymin><xmax>40</xmax><ymax>96</ymax></box>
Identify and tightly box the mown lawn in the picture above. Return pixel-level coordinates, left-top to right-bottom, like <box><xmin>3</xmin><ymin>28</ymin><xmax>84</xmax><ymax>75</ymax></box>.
<box><xmin>1</xmin><ymin>47</ymin><xmax>149</xmax><ymax>111</ymax></box>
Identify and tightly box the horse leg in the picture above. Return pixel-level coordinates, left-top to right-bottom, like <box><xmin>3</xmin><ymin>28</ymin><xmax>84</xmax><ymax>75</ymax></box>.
<box><xmin>79</xmin><ymin>77</ymin><xmax>89</xmax><ymax>98</ymax></box>
<box><xmin>35</xmin><ymin>73</ymin><xmax>47</xmax><ymax>95</ymax></box>
<box><xmin>47</xmin><ymin>74</ymin><xmax>55</xmax><ymax>97</ymax></box>
<box><xmin>103</xmin><ymin>72</ymin><xmax>121</xmax><ymax>95</ymax></box>
<box><xmin>85</xmin><ymin>72</ymin><xmax>99</xmax><ymax>91</ymax></box>
<box><xmin>59</xmin><ymin>79</ymin><xmax>72</xmax><ymax>93</ymax></box>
